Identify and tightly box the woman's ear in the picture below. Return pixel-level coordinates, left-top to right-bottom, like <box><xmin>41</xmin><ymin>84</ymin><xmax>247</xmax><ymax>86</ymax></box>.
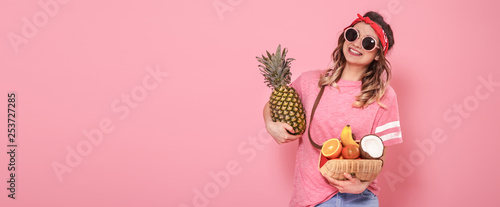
<box><xmin>374</xmin><ymin>53</ymin><xmax>380</xmax><ymax>61</ymax></box>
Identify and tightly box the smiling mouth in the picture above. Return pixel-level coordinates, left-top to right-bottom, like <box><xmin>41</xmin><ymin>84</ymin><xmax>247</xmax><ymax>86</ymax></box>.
<box><xmin>348</xmin><ymin>47</ymin><xmax>362</xmax><ymax>56</ymax></box>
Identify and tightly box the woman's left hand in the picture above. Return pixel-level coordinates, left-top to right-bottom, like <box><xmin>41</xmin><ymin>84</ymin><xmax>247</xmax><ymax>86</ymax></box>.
<box><xmin>323</xmin><ymin>173</ymin><xmax>371</xmax><ymax>194</ymax></box>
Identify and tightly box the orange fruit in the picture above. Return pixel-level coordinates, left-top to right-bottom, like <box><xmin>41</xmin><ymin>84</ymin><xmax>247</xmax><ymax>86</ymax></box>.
<box><xmin>341</xmin><ymin>144</ymin><xmax>360</xmax><ymax>159</ymax></box>
<box><xmin>321</xmin><ymin>138</ymin><xmax>342</xmax><ymax>159</ymax></box>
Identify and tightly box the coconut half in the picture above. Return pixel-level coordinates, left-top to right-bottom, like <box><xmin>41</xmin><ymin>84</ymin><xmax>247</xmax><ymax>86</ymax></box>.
<box><xmin>359</xmin><ymin>135</ymin><xmax>385</xmax><ymax>159</ymax></box>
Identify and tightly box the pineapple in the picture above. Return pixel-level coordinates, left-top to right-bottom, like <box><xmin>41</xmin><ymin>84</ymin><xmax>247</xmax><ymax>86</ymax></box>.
<box><xmin>257</xmin><ymin>45</ymin><xmax>306</xmax><ymax>135</ymax></box>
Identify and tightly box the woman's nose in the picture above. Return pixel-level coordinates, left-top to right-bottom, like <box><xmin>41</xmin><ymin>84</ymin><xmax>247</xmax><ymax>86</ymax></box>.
<box><xmin>353</xmin><ymin>37</ymin><xmax>363</xmax><ymax>48</ymax></box>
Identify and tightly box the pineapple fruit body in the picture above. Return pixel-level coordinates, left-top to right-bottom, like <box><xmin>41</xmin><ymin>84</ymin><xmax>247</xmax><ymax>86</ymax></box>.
<box><xmin>269</xmin><ymin>86</ymin><xmax>306</xmax><ymax>135</ymax></box>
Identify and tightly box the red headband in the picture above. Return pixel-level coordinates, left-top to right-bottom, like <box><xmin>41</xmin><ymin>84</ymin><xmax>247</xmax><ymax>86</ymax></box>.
<box><xmin>346</xmin><ymin>14</ymin><xmax>389</xmax><ymax>56</ymax></box>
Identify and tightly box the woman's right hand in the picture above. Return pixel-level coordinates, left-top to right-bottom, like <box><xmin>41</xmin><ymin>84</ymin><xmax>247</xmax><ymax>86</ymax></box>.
<box><xmin>265</xmin><ymin>121</ymin><xmax>302</xmax><ymax>144</ymax></box>
<box><xmin>263</xmin><ymin>101</ymin><xmax>302</xmax><ymax>144</ymax></box>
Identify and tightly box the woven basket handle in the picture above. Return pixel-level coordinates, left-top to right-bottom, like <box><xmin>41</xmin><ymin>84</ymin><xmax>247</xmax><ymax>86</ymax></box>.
<box><xmin>308</xmin><ymin>85</ymin><xmax>326</xmax><ymax>149</ymax></box>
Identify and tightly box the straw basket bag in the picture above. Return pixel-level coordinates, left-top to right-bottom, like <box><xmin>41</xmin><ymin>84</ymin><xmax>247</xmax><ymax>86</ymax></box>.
<box><xmin>319</xmin><ymin>158</ymin><xmax>383</xmax><ymax>182</ymax></box>
<box><xmin>308</xmin><ymin>85</ymin><xmax>383</xmax><ymax>182</ymax></box>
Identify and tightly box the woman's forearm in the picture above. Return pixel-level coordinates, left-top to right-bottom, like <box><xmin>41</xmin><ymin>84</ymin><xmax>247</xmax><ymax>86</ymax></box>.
<box><xmin>263</xmin><ymin>101</ymin><xmax>273</xmax><ymax>125</ymax></box>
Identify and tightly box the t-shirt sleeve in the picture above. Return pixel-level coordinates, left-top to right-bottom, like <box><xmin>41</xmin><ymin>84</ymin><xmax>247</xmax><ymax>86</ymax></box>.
<box><xmin>290</xmin><ymin>74</ymin><xmax>303</xmax><ymax>97</ymax></box>
<box><xmin>371</xmin><ymin>89</ymin><xmax>403</xmax><ymax>146</ymax></box>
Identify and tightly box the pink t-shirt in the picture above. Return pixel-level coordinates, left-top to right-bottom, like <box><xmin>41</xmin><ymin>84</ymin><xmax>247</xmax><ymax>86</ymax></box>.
<box><xmin>288</xmin><ymin>70</ymin><xmax>403</xmax><ymax>207</ymax></box>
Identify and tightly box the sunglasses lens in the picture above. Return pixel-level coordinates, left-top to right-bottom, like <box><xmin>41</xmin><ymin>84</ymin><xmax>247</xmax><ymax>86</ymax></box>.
<box><xmin>362</xmin><ymin>37</ymin><xmax>377</xmax><ymax>51</ymax></box>
<box><xmin>345</xmin><ymin>28</ymin><xmax>358</xmax><ymax>42</ymax></box>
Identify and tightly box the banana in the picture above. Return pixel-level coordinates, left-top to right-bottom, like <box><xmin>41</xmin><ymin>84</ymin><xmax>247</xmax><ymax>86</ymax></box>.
<box><xmin>340</xmin><ymin>125</ymin><xmax>359</xmax><ymax>147</ymax></box>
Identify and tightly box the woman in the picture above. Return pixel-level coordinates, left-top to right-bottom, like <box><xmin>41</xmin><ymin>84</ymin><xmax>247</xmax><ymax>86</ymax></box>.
<box><xmin>263</xmin><ymin>11</ymin><xmax>402</xmax><ymax>207</ymax></box>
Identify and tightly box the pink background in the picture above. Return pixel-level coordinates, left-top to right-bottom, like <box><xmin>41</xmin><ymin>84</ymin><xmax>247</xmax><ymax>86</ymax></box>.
<box><xmin>1</xmin><ymin>0</ymin><xmax>500</xmax><ymax>206</ymax></box>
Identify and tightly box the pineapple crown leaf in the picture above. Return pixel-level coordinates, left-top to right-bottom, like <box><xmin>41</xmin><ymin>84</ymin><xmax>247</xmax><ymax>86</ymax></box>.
<box><xmin>257</xmin><ymin>44</ymin><xmax>295</xmax><ymax>90</ymax></box>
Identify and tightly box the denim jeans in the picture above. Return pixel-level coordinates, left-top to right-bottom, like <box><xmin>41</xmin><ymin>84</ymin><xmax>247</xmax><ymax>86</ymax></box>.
<box><xmin>315</xmin><ymin>189</ymin><xmax>379</xmax><ymax>207</ymax></box>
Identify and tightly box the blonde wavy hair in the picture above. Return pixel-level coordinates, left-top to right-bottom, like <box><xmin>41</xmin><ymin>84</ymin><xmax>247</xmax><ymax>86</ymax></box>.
<box><xmin>318</xmin><ymin>12</ymin><xmax>394</xmax><ymax>108</ymax></box>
